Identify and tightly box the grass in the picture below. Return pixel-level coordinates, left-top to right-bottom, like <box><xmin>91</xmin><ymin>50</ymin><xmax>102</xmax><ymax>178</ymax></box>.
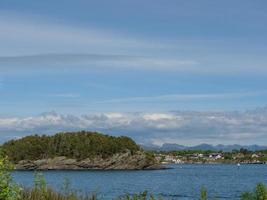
<box><xmin>20</xmin><ymin>187</ymin><xmax>97</xmax><ymax>200</ymax></box>
<box><xmin>16</xmin><ymin>180</ymin><xmax>267</xmax><ymax>200</ymax></box>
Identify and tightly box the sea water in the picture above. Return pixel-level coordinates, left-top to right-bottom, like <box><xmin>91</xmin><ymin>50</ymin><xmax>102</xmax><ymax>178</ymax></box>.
<box><xmin>13</xmin><ymin>164</ymin><xmax>267</xmax><ymax>200</ymax></box>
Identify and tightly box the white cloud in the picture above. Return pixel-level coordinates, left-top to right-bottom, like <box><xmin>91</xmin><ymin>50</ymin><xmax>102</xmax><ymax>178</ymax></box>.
<box><xmin>0</xmin><ymin>107</ymin><xmax>267</xmax><ymax>145</ymax></box>
<box><xmin>96</xmin><ymin>91</ymin><xmax>266</xmax><ymax>104</ymax></box>
<box><xmin>0</xmin><ymin>13</ymin><xmax>177</xmax><ymax>63</ymax></box>
<box><xmin>0</xmin><ymin>13</ymin><xmax>267</xmax><ymax>74</ymax></box>
<box><xmin>0</xmin><ymin>54</ymin><xmax>198</xmax><ymax>73</ymax></box>
<box><xmin>143</xmin><ymin>113</ymin><xmax>175</xmax><ymax>121</ymax></box>
<box><xmin>0</xmin><ymin>14</ymin><xmax>149</xmax><ymax>56</ymax></box>
<box><xmin>0</xmin><ymin>13</ymin><xmax>199</xmax><ymax>73</ymax></box>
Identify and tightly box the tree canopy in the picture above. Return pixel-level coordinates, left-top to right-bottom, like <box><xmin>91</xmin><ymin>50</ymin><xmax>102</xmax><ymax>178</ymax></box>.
<box><xmin>2</xmin><ymin>131</ymin><xmax>140</xmax><ymax>163</ymax></box>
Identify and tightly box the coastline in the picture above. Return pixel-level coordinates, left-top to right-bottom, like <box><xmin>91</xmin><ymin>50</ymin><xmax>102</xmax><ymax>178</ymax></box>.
<box><xmin>13</xmin><ymin>154</ymin><xmax>166</xmax><ymax>171</ymax></box>
<box><xmin>161</xmin><ymin>161</ymin><xmax>267</xmax><ymax>165</ymax></box>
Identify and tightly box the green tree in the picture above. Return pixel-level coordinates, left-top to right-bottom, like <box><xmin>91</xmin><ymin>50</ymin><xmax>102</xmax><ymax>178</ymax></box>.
<box><xmin>2</xmin><ymin>131</ymin><xmax>141</xmax><ymax>162</ymax></box>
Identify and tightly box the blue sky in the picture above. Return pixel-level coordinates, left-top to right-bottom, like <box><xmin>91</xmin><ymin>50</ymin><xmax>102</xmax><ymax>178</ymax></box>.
<box><xmin>0</xmin><ymin>0</ymin><xmax>267</xmax><ymax>145</ymax></box>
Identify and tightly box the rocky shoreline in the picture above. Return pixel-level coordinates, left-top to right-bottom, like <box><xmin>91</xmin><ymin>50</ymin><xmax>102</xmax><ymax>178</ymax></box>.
<box><xmin>14</xmin><ymin>150</ymin><xmax>166</xmax><ymax>170</ymax></box>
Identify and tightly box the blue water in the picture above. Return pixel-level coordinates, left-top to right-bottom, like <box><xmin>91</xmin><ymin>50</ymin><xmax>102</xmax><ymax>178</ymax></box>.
<box><xmin>13</xmin><ymin>164</ymin><xmax>267</xmax><ymax>200</ymax></box>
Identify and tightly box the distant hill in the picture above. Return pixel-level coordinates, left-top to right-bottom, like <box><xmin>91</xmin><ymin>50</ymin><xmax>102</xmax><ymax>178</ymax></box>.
<box><xmin>188</xmin><ymin>144</ymin><xmax>216</xmax><ymax>151</ymax></box>
<box><xmin>142</xmin><ymin>143</ymin><xmax>267</xmax><ymax>152</ymax></box>
<box><xmin>161</xmin><ymin>143</ymin><xmax>186</xmax><ymax>151</ymax></box>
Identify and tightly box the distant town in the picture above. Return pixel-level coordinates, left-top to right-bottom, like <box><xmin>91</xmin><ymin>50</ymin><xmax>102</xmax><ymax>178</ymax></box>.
<box><xmin>154</xmin><ymin>149</ymin><xmax>267</xmax><ymax>164</ymax></box>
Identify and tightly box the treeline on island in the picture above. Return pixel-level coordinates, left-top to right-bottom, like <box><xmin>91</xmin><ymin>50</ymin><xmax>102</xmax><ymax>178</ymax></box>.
<box><xmin>1</xmin><ymin>131</ymin><xmax>141</xmax><ymax>163</ymax></box>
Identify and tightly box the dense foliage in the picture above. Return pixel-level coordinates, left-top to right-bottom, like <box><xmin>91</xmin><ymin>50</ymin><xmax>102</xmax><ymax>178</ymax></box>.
<box><xmin>2</xmin><ymin>131</ymin><xmax>140</xmax><ymax>162</ymax></box>
<box><xmin>0</xmin><ymin>155</ymin><xmax>21</xmax><ymax>200</ymax></box>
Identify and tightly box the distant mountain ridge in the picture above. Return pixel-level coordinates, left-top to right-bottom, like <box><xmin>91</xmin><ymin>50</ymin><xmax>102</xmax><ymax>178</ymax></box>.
<box><xmin>142</xmin><ymin>143</ymin><xmax>267</xmax><ymax>152</ymax></box>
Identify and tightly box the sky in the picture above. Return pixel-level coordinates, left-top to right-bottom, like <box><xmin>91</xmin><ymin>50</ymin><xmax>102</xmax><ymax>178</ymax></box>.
<box><xmin>0</xmin><ymin>0</ymin><xmax>267</xmax><ymax>145</ymax></box>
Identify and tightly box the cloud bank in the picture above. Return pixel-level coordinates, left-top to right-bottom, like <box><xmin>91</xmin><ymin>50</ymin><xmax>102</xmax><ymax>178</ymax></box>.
<box><xmin>0</xmin><ymin>107</ymin><xmax>267</xmax><ymax>146</ymax></box>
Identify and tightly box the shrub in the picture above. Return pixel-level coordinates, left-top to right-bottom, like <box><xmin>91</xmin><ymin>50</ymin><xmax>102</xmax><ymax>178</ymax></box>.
<box><xmin>199</xmin><ymin>187</ymin><xmax>207</xmax><ymax>200</ymax></box>
<box><xmin>20</xmin><ymin>173</ymin><xmax>97</xmax><ymax>200</ymax></box>
<box><xmin>0</xmin><ymin>155</ymin><xmax>21</xmax><ymax>200</ymax></box>
<box><xmin>241</xmin><ymin>183</ymin><xmax>267</xmax><ymax>200</ymax></box>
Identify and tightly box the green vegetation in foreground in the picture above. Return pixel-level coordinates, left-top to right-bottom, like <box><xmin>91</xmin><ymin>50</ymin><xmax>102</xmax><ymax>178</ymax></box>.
<box><xmin>1</xmin><ymin>154</ymin><xmax>267</xmax><ymax>200</ymax></box>
<box><xmin>1</xmin><ymin>131</ymin><xmax>140</xmax><ymax>163</ymax></box>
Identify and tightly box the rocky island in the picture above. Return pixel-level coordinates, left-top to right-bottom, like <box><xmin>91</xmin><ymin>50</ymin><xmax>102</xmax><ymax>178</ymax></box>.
<box><xmin>2</xmin><ymin>131</ymin><xmax>163</xmax><ymax>170</ymax></box>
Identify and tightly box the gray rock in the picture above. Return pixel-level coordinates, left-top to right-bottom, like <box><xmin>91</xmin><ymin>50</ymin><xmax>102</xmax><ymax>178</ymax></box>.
<box><xmin>15</xmin><ymin>150</ymin><xmax>165</xmax><ymax>170</ymax></box>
